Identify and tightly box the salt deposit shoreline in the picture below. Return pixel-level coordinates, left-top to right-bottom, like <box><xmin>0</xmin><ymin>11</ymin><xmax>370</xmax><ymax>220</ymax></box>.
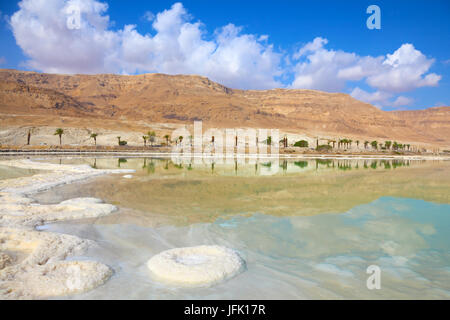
<box><xmin>1</xmin><ymin>151</ymin><xmax>449</xmax><ymax>161</ymax></box>
<box><xmin>0</xmin><ymin>159</ymin><xmax>134</xmax><ymax>299</ymax></box>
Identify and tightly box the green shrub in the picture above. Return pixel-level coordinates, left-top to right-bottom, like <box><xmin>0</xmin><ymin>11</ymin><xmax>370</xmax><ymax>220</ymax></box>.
<box><xmin>119</xmin><ymin>140</ymin><xmax>128</xmax><ymax>146</ymax></box>
<box><xmin>294</xmin><ymin>140</ymin><xmax>309</xmax><ymax>147</ymax></box>
<box><xmin>316</xmin><ymin>144</ymin><xmax>332</xmax><ymax>152</ymax></box>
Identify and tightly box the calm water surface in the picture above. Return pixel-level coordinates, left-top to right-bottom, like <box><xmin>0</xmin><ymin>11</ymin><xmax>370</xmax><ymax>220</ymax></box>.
<box><xmin>29</xmin><ymin>157</ymin><xmax>450</xmax><ymax>299</ymax></box>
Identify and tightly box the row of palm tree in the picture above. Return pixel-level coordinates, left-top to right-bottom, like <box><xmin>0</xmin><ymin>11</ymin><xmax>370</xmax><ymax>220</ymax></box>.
<box><xmin>324</xmin><ymin>138</ymin><xmax>412</xmax><ymax>151</ymax></box>
<box><xmin>48</xmin><ymin>128</ymin><xmax>413</xmax><ymax>152</ymax></box>
<box><xmin>50</xmin><ymin>129</ymin><xmax>170</xmax><ymax>147</ymax></box>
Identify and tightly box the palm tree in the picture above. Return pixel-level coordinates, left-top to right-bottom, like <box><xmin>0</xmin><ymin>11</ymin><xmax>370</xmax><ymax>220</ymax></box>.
<box><xmin>147</xmin><ymin>131</ymin><xmax>156</xmax><ymax>146</ymax></box>
<box><xmin>364</xmin><ymin>141</ymin><xmax>369</xmax><ymax>149</ymax></box>
<box><xmin>393</xmin><ymin>141</ymin><xmax>399</xmax><ymax>150</ymax></box>
<box><xmin>117</xmin><ymin>136</ymin><xmax>121</xmax><ymax>145</ymax></box>
<box><xmin>54</xmin><ymin>128</ymin><xmax>64</xmax><ymax>145</ymax></box>
<box><xmin>349</xmin><ymin>139</ymin><xmax>353</xmax><ymax>148</ymax></box>
<box><xmin>164</xmin><ymin>134</ymin><xmax>170</xmax><ymax>146</ymax></box>
<box><xmin>178</xmin><ymin>136</ymin><xmax>183</xmax><ymax>145</ymax></box>
<box><xmin>90</xmin><ymin>133</ymin><xmax>98</xmax><ymax>146</ymax></box>
<box><xmin>356</xmin><ymin>140</ymin><xmax>359</xmax><ymax>148</ymax></box>
<box><xmin>27</xmin><ymin>129</ymin><xmax>32</xmax><ymax>145</ymax></box>
<box><xmin>142</xmin><ymin>135</ymin><xmax>148</xmax><ymax>147</ymax></box>
<box><xmin>385</xmin><ymin>141</ymin><xmax>392</xmax><ymax>150</ymax></box>
<box><xmin>371</xmin><ymin>140</ymin><xmax>378</xmax><ymax>150</ymax></box>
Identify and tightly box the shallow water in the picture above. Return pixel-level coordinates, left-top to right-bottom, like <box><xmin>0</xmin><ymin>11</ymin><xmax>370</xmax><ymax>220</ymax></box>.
<box><xmin>0</xmin><ymin>164</ymin><xmax>43</xmax><ymax>181</ymax></box>
<box><xmin>30</xmin><ymin>157</ymin><xmax>450</xmax><ymax>299</ymax></box>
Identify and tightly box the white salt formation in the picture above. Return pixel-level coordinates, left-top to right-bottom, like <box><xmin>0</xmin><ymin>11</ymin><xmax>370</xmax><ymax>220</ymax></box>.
<box><xmin>0</xmin><ymin>194</ymin><xmax>117</xmax><ymax>228</ymax></box>
<box><xmin>0</xmin><ymin>159</ymin><xmax>134</xmax><ymax>299</ymax></box>
<box><xmin>0</xmin><ymin>228</ymin><xmax>112</xmax><ymax>299</ymax></box>
<box><xmin>147</xmin><ymin>245</ymin><xmax>245</xmax><ymax>286</ymax></box>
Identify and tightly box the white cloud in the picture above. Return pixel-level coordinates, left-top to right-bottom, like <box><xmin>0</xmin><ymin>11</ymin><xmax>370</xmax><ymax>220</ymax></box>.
<box><xmin>9</xmin><ymin>0</ymin><xmax>281</xmax><ymax>89</ymax></box>
<box><xmin>8</xmin><ymin>0</ymin><xmax>442</xmax><ymax>101</ymax></box>
<box><xmin>290</xmin><ymin>38</ymin><xmax>440</xmax><ymax>93</ymax></box>
<box><xmin>366</xmin><ymin>44</ymin><xmax>441</xmax><ymax>93</ymax></box>
<box><xmin>293</xmin><ymin>37</ymin><xmax>328</xmax><ymax>59</ymax></box>
<box><xmin>143</xmin><ymin>11</ymin><xmax>154</xmax><ymax>22</ymax></box>
<box><xmin>350</xmin><ymin>88</ymin><xmax>414</xmax><ymax>109</ymax></box>
<box><xmin>391</xmin><ymin>96</ymin><xmax>414</xmax><ymax>108</ymax></box>
<box><xmin>290</xmin><ymin>38</ymin><xmax>440</xmax><ymax>107</ymax></box>
<box><xmin>350</xmin><ymin>87</ymin><xmax>392</xmax><ymax>108</ymax></box>
<box><xmin>10</xmin><ymin>0</ymin><xmax>118</xmax><ymax>74</ymax></box>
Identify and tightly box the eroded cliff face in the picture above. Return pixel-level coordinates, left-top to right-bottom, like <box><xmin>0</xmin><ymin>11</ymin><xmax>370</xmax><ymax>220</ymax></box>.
<box><xmin>0</xmin><ymin>69</ymin><xmax>449</xmax><ymax>147</ymax></box>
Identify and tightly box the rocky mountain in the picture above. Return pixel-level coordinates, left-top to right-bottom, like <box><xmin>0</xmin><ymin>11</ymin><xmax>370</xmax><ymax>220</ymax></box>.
<box><xmin>0</xmin><ymin>69</ymin><xmax>448</xmax><ymax>148</ymax></box>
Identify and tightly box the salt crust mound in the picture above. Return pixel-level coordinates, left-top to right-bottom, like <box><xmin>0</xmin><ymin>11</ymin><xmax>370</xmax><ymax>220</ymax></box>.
<box><xmin>0</xmin><ymin>159</ymin><xmax>134</xmax><ymax>299</ymax></box>
<box><xmin>0</xmin><ymin>159</ymin><xmax>134</xmax><ymax>196</ymax></box>
<box><xmin>147</xmin><ymin>245</ymin><xmax>245</xmax><ymax>286</ymax></box>
<box><xmin>0</xmin><ymin>228</ymin><xmax>112</xmax><ymax>299</ymax></box>
<box><xmin>0</xmin><ymin>194</ymin><xmax>117</xmax><ymax>228</ymax></box>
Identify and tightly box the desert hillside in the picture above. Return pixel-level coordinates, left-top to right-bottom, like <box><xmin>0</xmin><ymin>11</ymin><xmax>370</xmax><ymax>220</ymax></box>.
<box><xmin>0</xmin><ymin>69</ymin><xmax>449</xmax><ymax>148</ymax></box>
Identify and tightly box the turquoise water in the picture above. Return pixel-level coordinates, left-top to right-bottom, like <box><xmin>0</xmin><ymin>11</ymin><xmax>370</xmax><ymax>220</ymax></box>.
<box><xmin>30</xmin><ymin>157</ymin><xmax>450</xmax><ymax>299</ymax></box>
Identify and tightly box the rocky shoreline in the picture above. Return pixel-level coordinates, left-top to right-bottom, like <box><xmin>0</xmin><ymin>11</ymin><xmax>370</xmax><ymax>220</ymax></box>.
<box><xmin>0</xmin><ymin>159</ymin><xmax>134</xmax><ymax>299</ymax></box>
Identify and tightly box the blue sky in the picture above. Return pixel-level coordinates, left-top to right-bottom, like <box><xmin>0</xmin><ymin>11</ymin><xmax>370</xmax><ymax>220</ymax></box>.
<box><xmin>0</xmin><ymin>0</ymin><xmax>449</xmax><ymax>110</ymax></box>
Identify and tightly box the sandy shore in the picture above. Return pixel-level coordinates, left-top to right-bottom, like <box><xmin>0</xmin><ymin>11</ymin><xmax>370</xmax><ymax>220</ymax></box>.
<box><xmin>0</xmin><ymin>159</ymin><xmax>134</xmax><ymax>299</ymax></box>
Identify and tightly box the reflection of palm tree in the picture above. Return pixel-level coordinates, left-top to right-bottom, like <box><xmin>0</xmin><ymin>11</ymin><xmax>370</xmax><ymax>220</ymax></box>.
<box><xmin>147</xmin><ymin>160</ymin><xmax>155</xmax><ymax>174</ymax></box>
<box><xmin>118</xmin><ymin>158</ymin><xmax>127</xmax><ymax>168</ymax></box>
<box><xmin>282</xmin><ymin>160</ymin><xmax>288</xmax><ymax>172</ymax></box>
<box><xmin>93</xmin><ymin>158</ymin><xmax>97</xmax><ymax>169</ymax></box>
<box><xmin>370</xmin><ymin>161</ymin><xmax>377</xmax><ymax>169</ymax></box>
<box><xmin>142</xmin><ymin>158</ymin><xmax>147</xmax><ymax>169</ymax></box>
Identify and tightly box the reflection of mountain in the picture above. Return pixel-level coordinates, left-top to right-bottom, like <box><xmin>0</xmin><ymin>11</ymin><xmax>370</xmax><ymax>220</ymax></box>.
<box><xmin>34</xmin><ymin>158</ymin><xmax>450</xmax><ymax>226</ymax></box>
<box><xmin>1</xmin><ymin>69</ymin><xmax>449</xmax><ymax>148</ymax></box>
